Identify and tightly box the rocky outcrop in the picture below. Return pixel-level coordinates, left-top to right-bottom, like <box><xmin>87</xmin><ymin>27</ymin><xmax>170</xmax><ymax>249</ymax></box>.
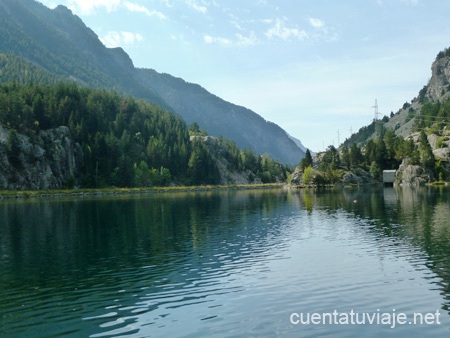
<box><xmin>427</xmin><ymin>132</ymin><xmax>450</xmax><ymax>161</ymax></box>
<box><xmin>290</xmin><ymin>166</ymin><xmax>303</xmax><ymax>185</ymax></box>
<box><xmin>393</xmin><ymin>132</ymin><xmax>449</xmax><ymax>184</ymax></box>
<box><xmin>433</xmin><ymin>147</ymin><xmax>450</xmax><ymax>161</ymax></box>
<box><xmin>0</xmin><ymin>126</ymin><xmax>83</xmax><ymax>190</ymax></box>
<box><xmin>289</xmin><ymin>165</ymin><xmax>374</xmax><ymax>187</ymax></box>
<box><xmin>427</xmin><ymin>56</ymin><xmax>450</xmax><ymax>102</ymax></box>
<box><xmin>395</xmin><ymin>162</ymin><xmax>432</xmax><ymax>186</ymax></box>
<box><xmin>341</xmin><ymin>168</ymin><xmax>373</xmax><ymax>185</ymax></box>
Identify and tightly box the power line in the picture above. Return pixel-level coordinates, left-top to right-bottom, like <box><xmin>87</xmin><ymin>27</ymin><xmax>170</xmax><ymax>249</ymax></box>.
<box><xmin>414</xmin><ymin>115</ymin><xmax>450</xmax><ymax>120</ymax></box>
<box><xmin>372</xmin><ymin>99</ymin><xmax>381</xmax><ymax>121</ymax></box>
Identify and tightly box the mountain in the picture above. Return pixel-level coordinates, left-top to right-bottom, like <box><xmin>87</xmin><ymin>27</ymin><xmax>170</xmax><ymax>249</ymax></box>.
<box><xmin>343</xmin><ymin>48</ymin><xmax>450</xmax><ymax>151</ymax></box>
<box><xmin>135</xmin><ymin>69</ymin><xmax>304</xmax><ymax>165</ymax></box>
<box><xmin>287</xmin><ymin>134</ymin><xmax>312</xmax><ymax>154</ymax></box>
<box><xmin>0</xmin><ymin>0</ymin><xmax>165</xmax><ymax>105</ymax></box>
<box><xmin>0</xmin><ymin>0</ymin><xmax>305</xmax><ymax>165</ymax></box>
<box><xmin>321</xmin><ymin>47</ymin><xmax>450</xmax><ymax>185</ymax></box>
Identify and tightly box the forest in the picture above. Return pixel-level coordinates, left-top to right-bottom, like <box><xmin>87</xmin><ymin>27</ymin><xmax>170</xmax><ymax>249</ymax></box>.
<box><xmin>0</xmin><ymin>82</ymin><xmax>288</xmax><ymax>188</ymax></box>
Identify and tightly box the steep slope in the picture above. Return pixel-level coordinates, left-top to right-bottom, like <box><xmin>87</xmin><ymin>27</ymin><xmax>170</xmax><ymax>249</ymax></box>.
<box><xmin>136</xmin><ymin>69</ymin><xmax>304</xmax><ymax>165</ymax></box>
<box><xmin>0</xmin><ymin>0</ymin><xmax>168</xmax><ymax>105</ymax></box>
<box><xmin>288</xmin><ymin>134</ymin><xmax>312</xmax><ymax>154</ymax></box>
<box><xmin>0</xmin><ymin>0</ymin><xmax>305</xmax><ymax>164</ymax></box>
<box><xmin>0</xmin><ymin>52</ymin><xmax>65</xmax><ymax>84</ymax></box>
<box><xmin>334</xmin><ymin>47</ymin><xmax>450</xmax><ymax>185</ymax></box>
<box><xmin>344</xmin><ymin>48</ymin><xmax>450</xmax><ymax>147</ymax></box>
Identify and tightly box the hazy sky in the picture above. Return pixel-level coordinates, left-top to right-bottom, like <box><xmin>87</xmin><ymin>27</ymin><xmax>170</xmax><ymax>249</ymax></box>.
<box><xmin>39</xmin><ymin>0</ymin><xmax>450</xmax><ymax>151</ymax></box>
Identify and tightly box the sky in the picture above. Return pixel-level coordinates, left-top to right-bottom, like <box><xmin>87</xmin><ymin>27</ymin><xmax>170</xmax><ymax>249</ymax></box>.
<box><xmin>38</xmin><ymin>0</ymin><xmax>450</xmax><ymax>152</ymax></box>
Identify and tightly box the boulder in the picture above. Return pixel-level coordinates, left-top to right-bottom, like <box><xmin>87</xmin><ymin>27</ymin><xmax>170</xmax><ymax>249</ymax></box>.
<box><xmin>342</xmin><ymin>168</ymin><xmax>373</xmax><ymax>185</ymax></box>
<box><xmin>290</xmin><ymin>166</ymin><xmax>303</xmax><ymax>185</ymax></box>
<box><xmin>433</xmin><ymin>147</ymin><xmax>450</xmax><ymax>161</ymax></box>
<box><xmin>427</xmin><ymin>134</ymin><xmax>439</xmax><ymax>149</ymax></box>
<box><xmin>396</xmin><ymin>162</ymin><xmax>432</xmax><ymax>186</ymax></box>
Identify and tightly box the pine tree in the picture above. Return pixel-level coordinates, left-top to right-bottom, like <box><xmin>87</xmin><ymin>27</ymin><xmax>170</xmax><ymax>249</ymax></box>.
<box><xmin>299</xmin><ymin>149</ymin><xmax>313</xmax><ymax>172</ymax></box>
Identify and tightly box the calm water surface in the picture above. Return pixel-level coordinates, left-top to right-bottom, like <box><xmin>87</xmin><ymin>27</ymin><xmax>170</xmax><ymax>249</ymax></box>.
<box><xmin>0</xmin><ymin>186</ymin><xmax>449</xmax><ymax>337</ymax></box>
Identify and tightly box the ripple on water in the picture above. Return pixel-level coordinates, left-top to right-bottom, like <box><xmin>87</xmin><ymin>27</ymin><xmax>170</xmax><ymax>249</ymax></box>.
<box><xmin>1</xmin><ymin>191</ymin><xmax>450</xmax><ymax>338</ymax></box>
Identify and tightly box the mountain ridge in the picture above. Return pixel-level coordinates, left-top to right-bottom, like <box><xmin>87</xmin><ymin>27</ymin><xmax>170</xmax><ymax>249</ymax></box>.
<box><xmin>135</xmin><ymin>68</ymin><xmax>304</xmax><ymax>165</ymax></box>
<box><xmin>344</xmin><ymin>49</ymin><xmax>450</xmax><ymax>147</ymax></box>
<box><xmin>0</xmin><ymin>0</ymin><xmax>305</xmax><ymax>165</ymax></box>
<box><xmin>299</xmin><ymin>48</ymin><xmax>450</xmax><ymax>186</ymax></box>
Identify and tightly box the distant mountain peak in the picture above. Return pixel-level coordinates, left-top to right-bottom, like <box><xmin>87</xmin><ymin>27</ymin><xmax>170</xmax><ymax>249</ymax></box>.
<box><xmin>0</xmin><ymin>0</ymin><xmax>306</xmax><ymax>165</ymax></box>
<box><xmin>53</xmin><ymin>4</ymin><xmax>72</xmax><ymax>14</ymax></box>
<box><xmin>343</xmin><ymin>46</ymin><xmax>450</xmax><ymax>147</ymax></box>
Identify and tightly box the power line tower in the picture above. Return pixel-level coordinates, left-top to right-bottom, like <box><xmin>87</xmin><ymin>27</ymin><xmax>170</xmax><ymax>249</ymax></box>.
<box><xmin>372</xmin><ymin>99</ymin><xmax>382</xmax><ymax>137</ymax></box>
<box><xmin>372</xmin><ymin>99</ymin><xmax>381</xmax><ymax>121</ymax></box>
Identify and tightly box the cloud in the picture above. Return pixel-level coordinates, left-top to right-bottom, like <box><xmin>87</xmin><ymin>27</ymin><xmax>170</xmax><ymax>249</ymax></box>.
<box><xmin>203</xmin><ymin>32</ymin><xmax>259</xmax><ymax>47</ymax></box>
<box><xmin>236</xmin><ymin>32</ymin><xmax>259</xmax><ymax>46</ymax></box>
<box><xmin>100</xmin><ymin>31</ymin><xmax>144</xmax><ymax>47</ymax></box>
<box><xmin>123</xmin><ymin>1</ymin><xmax>166</xmax><ymax>19</ymax></box>
<box><xmin>309</xmin><ymin>17</ymin><xmax>324</xmax><ymax>29</ymax></box>
<box><xmin>265</xmin><ymin>18</ymin><xmax>307</xmax><ymax>41</ymax></box>
<box><xmin>67</xmin><ymin>0</ymin><xmax>121</xmax><ymax>15</ymax></box>
<box><xmin>261</xmin><ymin>19</ymin><xmax>273</xmax><ymax>24</ymax></box>
<box><xmin>186</xmin><ymin>0</ymin><xmax>207</xmax><ymax>14</ymax></box>
<box><xmin>66</xmin><ymin>0</ymin><xmax>166</xmax><ymax>18</ymax></box>
<box><xmin>203</xmin><ymin>35</ymin><xmax>232</xmax><ymax>46</ymax></box>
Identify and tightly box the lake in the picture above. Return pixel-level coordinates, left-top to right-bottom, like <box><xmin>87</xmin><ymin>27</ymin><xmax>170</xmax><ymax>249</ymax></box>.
<box><xmin>0</xmin><ymin>186</ymin><xmax>449</xmax><ymax>337</ymax></box>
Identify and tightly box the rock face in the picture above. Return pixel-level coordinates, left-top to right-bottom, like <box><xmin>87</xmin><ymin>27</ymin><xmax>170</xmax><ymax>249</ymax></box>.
<box><xmin>427</xmin><ymin>132</ymin><xmax>450</xmax><ymax>161</ymax></box>
<box><xmin>289</xmin><ymin>166</ymin><xmax>303</xmax><ymax>185</ymax></box>
<box><xmin>341</xmin><ymin>168</ymin><xmax>373</xmax><ymax>185</ymax></box>
<box><xmin>0</xmin><ymin>126</ymin><xmax>83</xmax><ymax>190</ymax></box>
<box><xmin>427</xmin><ymin>56</ymin><xmax>450</xmax><ymax>102</ymax></box>
<box><xmin>393</xmin><ymin>132</ymin><xmax>449</xmax><ymax>185</ymax></box>
<box><xmin>395</xmin><ymin>162</ymin><xmax>432</xmax><ymax>186</ymax></box>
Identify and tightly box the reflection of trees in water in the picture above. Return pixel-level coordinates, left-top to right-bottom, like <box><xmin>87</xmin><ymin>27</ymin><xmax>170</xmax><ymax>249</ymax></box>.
<box><xmin>1</xmin><ymin>188</ymin><xmax>449</xmax><ymax>317</ymax></box>
<box><xmin>292</xmin><ymin>186</ymin><xmax>450</xmax><ymax>314</ymax></box>
<box><xmin>0</xmin><ymin>190</ymin><xmax>290</xmax><ymax>281</ymax></box>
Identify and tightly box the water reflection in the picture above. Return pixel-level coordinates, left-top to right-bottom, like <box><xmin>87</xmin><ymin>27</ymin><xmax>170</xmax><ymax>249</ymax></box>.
<box><xmin>0</xmin><ymin>187</ymin><xmax>449</xmax><ymax>337</ymax></box>
<box><xmin>293</xmin><ymin>185</ymin><xmax>450</xmax><ymax>315</ymax></box>
<box><xmin>0</xmin><ymin>190</ymin><xmax>293</xmax><ymax>337</ymax></box>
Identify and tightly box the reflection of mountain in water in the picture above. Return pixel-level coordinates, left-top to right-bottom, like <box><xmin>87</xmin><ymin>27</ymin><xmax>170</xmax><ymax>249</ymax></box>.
<box><xmin>1</xmin><ymin>187</ymin><xmax>450</xmax><ymax>336</ymax></box>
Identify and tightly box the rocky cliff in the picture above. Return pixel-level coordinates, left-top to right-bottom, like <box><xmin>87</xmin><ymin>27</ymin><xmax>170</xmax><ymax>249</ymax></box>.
<box><xmin>427</xmin><ymin>54</ymin><xmax>450</xmax><ymax>102</ymax></box>
<box><xmin>0</xmin><ymin>126</ymin><xmax>83</xmax><ymax>189</ymax></box>
<box><xmin>337</xmin><ymin>48</ymin><xmax>450</xmax><ymax>186</ymax></box>
<box><xmin>395</xmin><ymin>132</ymin><xmax>450</xmax><ymax>186</ymax></box>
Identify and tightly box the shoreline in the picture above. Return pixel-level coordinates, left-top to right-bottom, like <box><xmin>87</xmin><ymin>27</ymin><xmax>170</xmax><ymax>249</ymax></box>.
<box><xmin>0</xmin><ymin>183</ymin><xmax>285</xmax><ymax>199</ymax></box>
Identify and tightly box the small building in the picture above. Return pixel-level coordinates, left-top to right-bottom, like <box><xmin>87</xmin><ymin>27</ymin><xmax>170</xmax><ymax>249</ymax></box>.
<box><xmin>383</xmin><ymin>170</ymin><xmax>396</xmax><ymax>185</ymax></box>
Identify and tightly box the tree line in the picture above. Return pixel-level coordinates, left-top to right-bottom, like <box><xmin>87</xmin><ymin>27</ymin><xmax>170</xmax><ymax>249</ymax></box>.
<box><xmin>297</xmin><ymin>124</ymin><xmax>442</xmax><ymax>185</ymax></box>
<box><xmin>0</xmin><ymin>82</ymin><xmax>287</xmax><ymax>188</ymax></box>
